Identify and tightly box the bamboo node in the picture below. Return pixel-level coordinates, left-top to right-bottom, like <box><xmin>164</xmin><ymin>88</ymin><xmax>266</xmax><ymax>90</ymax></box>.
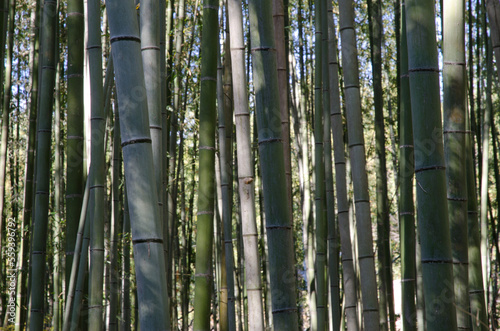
<box><xmin>201</xmin><ymin>76</ymin><xmax>216</xmax><ymax>82</ymax></box>
<box><xmin>408</xmin><ymin>67</ymin><xmax>439</xmax><ymax>73</ymax></box>
<box><xmin>266</xmin><ymin>225</ymin><xmax>292</xmax><ymax>230</ymax></box>
<box><xmin>110</xmin><ymin>35</ymin><xmax>141</xmax><ymax>44</ymax></box>
<box><xmin>415</xmin><ymin>165</ymin><xmax>445</xmax><ymax>173</ymax></box>
<box><xmin>141</xmin><ymin>46</ymin><xmax>161</xmax><ymax>51</ymax></box>
<box><xmin>399</xmin><ymin>144</ymin><xmax>413</xmax><ymax>148</ymax></box>
<box><xmin>132</xmin><ymin>238</ymin><xmax>163</xmax><ymax>244</ymax></box>
<box><xmin>258</xmin><ymin>137</ymin><xmax>282</xmax><ymax>145</ymax></box>
<box><xmin>447</xmin><ymin>196</ymin><xmax>467</xmax><ymax>202</ymax></box>
<box><xmin>121</xmin><ymin>137</ymin><xmax>152</xmax><ymax>148</ymax></box>
<box><xmin>443</xmin><ymin>130</ymin><xmax>469</xmax><ymax>134</ymax></box>
<box><xmin>421</xmin><ymin>258</ymin><xmax>453</xmax><ymax>264</ymax></box>
<box><xmin>272</xmin><ymin>307</ymin><xmax>297</xmax><ymax>314</ymax></box>
<box><xmin>197</xmin><ymin>211</ymin><xmax>214</xmax><ymax>215</ymax></box>
<box><xmin>443</xmin><ymin>61</ymin><xmax>466</xmax><ymax>66</ymax></box>
<box><xmin>250</xmin><ymin>47</ymin><xmax>277</xmax><ymax>52</ymax></box>
<box><xmin>203</xmin><ymin>4</ymin><xmax>218</xmax><ymax>10</ymax></box>
<box><xmin>358</xmin><ymin>254</ymin><xmax>374</xmax><ymax>260</ymax></box>
<box><xmin>339</xmin><ymin>26</ymin><xmax>354</xmax><ymax>32</ymax></box>
<box><xmin>67</xmin><ymin>135</ymin><xmax>84</xmax><ymax>140</ymax></box>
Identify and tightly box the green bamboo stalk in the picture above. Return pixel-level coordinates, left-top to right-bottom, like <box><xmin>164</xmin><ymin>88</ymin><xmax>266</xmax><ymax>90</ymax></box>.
<box><xmin>0</xmin><ymin>0</ymin><xmax>14</xmax><ymax>232</ymax></box>
<box><xmin>216</xmin><ymin>33</ymin><xmax>236</xmax><ymax>331</ymax></box>
<box><xmin>442</xmin><ymin>1</ymin><xmax>470</xmax><ymax>329</ymax></box>
<box><xmin>248</xmin><ymin>0</ymin><xmax>299</xmax><ymax>328</ymax></box>
<box><xmin>65</xmin><ymin>0</ymin><xmax>85</xmax><ymax>289</ymax></box>
<box><xmin>273</xmin><ymin>0</ymin><xmax>292</xmax><ymax>225</ymax></box>
<box><xmin>398</xmin><ymin>3</ymin><xmax>417</xmax><ymax>330</ymax></box>
<box><xmin>28</xmin><ymin>0</ymin><xmax>57</xmax><ymax>328</ymax></box>
<box><xmin>0</xmin><ymin>0</ymin><xmax>12</xmax><ymax>314</ymax></box>
<box><xmin>479</xmin><ymin>32</ymin><xmax>492</xmax><ymax>311</ymax></box>
<box><xmin>227</xmin><ymin>0</ymin><xmax>264</xmax><ymax>328</ymax></box>
<box><xmin>62</xmin><ymin>176</ymin><xmax>90</xmax><ymax>331</ymax></box>
<box><xmin>192</xmin><ymin>0</ymin><xmax>218</xmax><ymax>328</ymax></box>
<box><xmin>322</xmin><ymin>2</ymin><xmax>340</xmax><ymax>330</ymax></box>
<box><xmin>87</xmin><ymin>0</ymin><xmax>105</xmax><ymax>327</ymax></box>
<box><xmin>314</xmin><ymin>0</ymin><xmax>327</xmax><ymax>328</ymax></box>
<box><xmin>338</xmin><ymin>0</ymin><xmax>380</xmax><ymax>328</ymax></box>
<box><xmin>108</xmin><ymin>91</ymin><xmax>121</xmax><ymax>331</ymax></box>
<box><xmin>69</xmin><ymin>198</ymin><xmax>91</xmax><ymax>330</ymax></box>
<box><xmin>52</xmin><ymin>49</ymin><xmax>63</xmax><ymax>331</ymax></box>
<box><xmin>327</xmin><ymin>2</ymin><xmax>359</xmax><ymax>330</ymax></box>
<box><xmin>405</xmin><ymin>0</ymin><xmax>458</xmax><ymax>329</ymax></box>
<box><xmin>216</xmin><ymin>45</ymin><xmax>229</xmax><ymax>331</ymax></box>
<box><xmin>367</xmin><ymin>0</ymin><xmax>395</xmax><ymax>328</ymax></box>
<box><xmin>466</xmin><ymin>100</ymin><xmax>488</xmax><ymax>331</ymax></box>
<box><xmin>121</xmin><ymin>185</ymin><xmax>132</xmax><ymax>331</ymax></box>
<box><xmin>141</xmin><ymin>0</ymin><xmax>163</xmax><ymax>229</ymax></box>
<box><xmin>105</xmin><ymin>0</ymin><xmax>169</xmax><ymax>328</ymax></box>
<box><xmin>486</xmin><ymin>0</ymin><xmax>500</xmax><ymax>82</ymax></box>
<box><xmin>16</xmin><ymin>2</ymin><xmax>41</xmax><ymax>329</ymax></box>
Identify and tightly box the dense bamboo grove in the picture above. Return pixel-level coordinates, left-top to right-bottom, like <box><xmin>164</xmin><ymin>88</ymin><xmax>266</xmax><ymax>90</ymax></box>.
<box><xmin>0</xmin><ymin>0</ymin><xmax>499</xmax><ymax>330</ymax></box>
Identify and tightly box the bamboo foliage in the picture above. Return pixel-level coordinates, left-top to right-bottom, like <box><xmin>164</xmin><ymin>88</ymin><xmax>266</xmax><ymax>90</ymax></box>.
<box><xmin>106</xmin><ymin>0</ymin><xmax>169</xmax><ymax>328</ymax></box>
<box><xmin>405</xmin><ymin>0</ymin><xmax>458</xmax><ymax>329</ymax></box>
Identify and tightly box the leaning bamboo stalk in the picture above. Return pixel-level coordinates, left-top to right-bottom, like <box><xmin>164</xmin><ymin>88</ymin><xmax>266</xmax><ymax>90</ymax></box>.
<box><xmin>337</xmin><ymin>0</ymin><xmax>380</xmax><ymax>328</ymax></box>
<box><xmin>105</xmin><ymin>0</ymin><xmax>169</xmax><ymax>328</ymax></box>
<box><xmin>327</xmin><ymin>3</ymin><xmax>359</xmax><ymax>330</ymax></box>
<box><xmin>62</xmin><ymin>177</ymin><xmax>90</xmax><ymax>331</ymax></box>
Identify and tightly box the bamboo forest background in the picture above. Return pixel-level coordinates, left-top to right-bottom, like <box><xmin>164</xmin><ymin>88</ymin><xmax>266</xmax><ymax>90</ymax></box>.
<box><xmin>0</xmin><ymin>0</ymin><xmax>499</xmax><ymax>330</ymax></box>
